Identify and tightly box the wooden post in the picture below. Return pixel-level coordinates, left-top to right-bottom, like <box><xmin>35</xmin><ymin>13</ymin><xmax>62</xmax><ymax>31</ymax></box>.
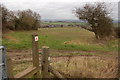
<box><xmin>32</xmin><ymin>34</ymin><xmax>40</xmax><ymax>78</ymax></box>
<box><xmin>41</xmin><ymin>46</ymin><xmax>50</xmax><ymax>78</ymax></box>
<box><xmin>7</xmin><ymin>57</ymin><xmax>14</xmax><ymax>78</ymax></box>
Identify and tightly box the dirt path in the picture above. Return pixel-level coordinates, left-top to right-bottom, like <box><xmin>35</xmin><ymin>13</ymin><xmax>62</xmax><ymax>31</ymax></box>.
<box><xmin>7</xmin><ymin>49</ymin><xmax>118</xmax><ymax>64</ymax></box>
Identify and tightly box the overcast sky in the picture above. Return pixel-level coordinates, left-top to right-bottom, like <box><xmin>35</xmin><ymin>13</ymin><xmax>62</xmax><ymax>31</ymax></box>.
<box><xmin>1</xmin><ymin>0</ymin><xmax>119</xmax><ymax>21</ymax></box>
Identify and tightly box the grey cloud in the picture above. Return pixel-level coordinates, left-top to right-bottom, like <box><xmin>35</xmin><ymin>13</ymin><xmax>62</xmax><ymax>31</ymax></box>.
<box><xmin>1</xmin><ymin>0</ymin><xmax>119</xmax><ymax>21</ymax></box>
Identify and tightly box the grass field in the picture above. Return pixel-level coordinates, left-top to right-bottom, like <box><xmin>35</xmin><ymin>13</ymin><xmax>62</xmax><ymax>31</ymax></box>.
<box><xmin>3</xmin><ymin>27</ymin><xmax>118</xmax><ymax>52</ymax></box>
<box><xmin>42</xmin><ymin>22</ymin><xmax>88</xmax><ymax>26</ymax></box>
<box><xmin>4</xmin><ymin>27</ymin><xmax>118</xmax><ymax>78</ymax></box>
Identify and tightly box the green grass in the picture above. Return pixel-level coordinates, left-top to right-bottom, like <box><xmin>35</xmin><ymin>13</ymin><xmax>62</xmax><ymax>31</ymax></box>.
<box><xmin>3</xmin><ymin>27</ymin><xmax>119</xmax><ymax>52</ymax></box>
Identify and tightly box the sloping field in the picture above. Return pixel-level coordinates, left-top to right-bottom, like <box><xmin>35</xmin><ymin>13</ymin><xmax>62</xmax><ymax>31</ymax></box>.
<box><xmin>3</xmin><ymin>27</ymin><xmax>118</xmax><ymax>52</ymax></box>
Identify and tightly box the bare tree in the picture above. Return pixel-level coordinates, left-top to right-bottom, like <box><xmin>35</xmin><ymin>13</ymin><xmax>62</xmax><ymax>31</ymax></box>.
<box><xmin>74</xmin><ymin>2</ymin><xmax>113</xmax><ymax>39</ymax></box>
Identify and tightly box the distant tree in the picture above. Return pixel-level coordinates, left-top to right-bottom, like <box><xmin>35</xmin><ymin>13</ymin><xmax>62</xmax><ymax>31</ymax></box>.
<box><xmin>74</xmin><ymin>2</ymin><xmax>113</xmax><ymax>39</ymax></box>
<box><xmin>1</xmin><ymin>4</ymin><xmax>10</xmax><ymax>31</ymax></box>
<box><xmin>32</xmin><ymin>12</ymin><xmax>41</xmax><ymax>30</ymax></box>
<box><xmin>15</xmin><ymin>9</ymin><xmax>41</xmax><ymax>30</ymax></box>
<box><xmin>6</xmin><ymin>11</ymin><xmax>17</xmax><ymax>30</ymax></box>
<box><xmin>1</xmin><ymin>4</ymin><xmax>41</xmax><ymax>31</ymax></box>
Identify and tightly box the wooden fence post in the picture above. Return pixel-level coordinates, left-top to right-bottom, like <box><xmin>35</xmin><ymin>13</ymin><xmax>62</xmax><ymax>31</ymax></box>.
<box><xmin>32</xmin><ymin>34</ymin><xmax>40</xmax><ymax>78</ymax></box>
<box><xmin>41</xmin><ymin>46</ymin><xmax>50</xmax><ymax>78</ymax></box>
<box><xmin>7</xmin><ymin>57</ymin><xmax>14</xmax><ymax>78</ymax></box>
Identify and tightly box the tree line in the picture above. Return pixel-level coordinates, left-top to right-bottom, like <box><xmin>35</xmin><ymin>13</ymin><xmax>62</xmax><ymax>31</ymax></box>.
<box><xmin>1</xmin><ymin>4</ymin><xmax>41</xmax><ymax>32</ymax></box>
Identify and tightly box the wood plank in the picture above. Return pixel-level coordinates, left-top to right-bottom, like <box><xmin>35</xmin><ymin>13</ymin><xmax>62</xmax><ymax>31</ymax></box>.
<box><xmin>48</xmin><ymin>65</ymin><xmax>66</xmax><ymax>79</ymax></box>
<box><xmin>14</xmin><ymin>67</ymin><xmax>38</xmax><ymax>78</ymax></box>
